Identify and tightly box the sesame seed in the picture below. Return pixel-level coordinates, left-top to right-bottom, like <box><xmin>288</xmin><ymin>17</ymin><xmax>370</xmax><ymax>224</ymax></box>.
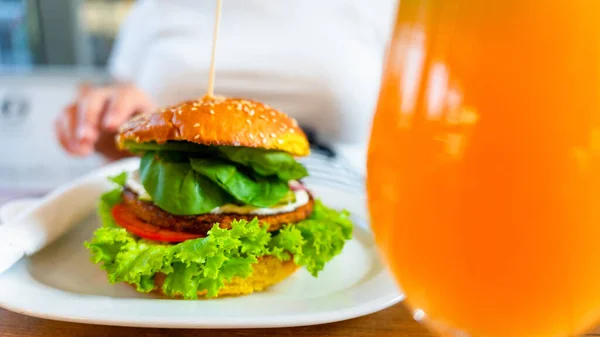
<box><xmin>210</xmin><ymin>110</ymin><xmax>215</xmax><ymax>115</ymax></box>
<box><xmin>272</xmin><ymin>118</ymin><xmax>277</xmax><ymax>123</ymax></box>
<box><xmin>194</xmin><ymin>135</ymin><xmax>200</xmax><ymax>140</ymax></box>
<box><xmin>270</xmin><ymin>111</ymin><xmax>276</xmax><ymax>117</ymax></box>
<box><xmin>249</xmin><ymin>134</ymin><xmax>254</xmax><ymax>140</ymax></box>
<box><xmin>193</xmin><ymin>123</ymin><xmax>200</xmax><ymax>127</ymax></box>
<box><xmin>270</xmin><ymin>133</ymin><xmax>276</xmax><ymax>138</ymax></box>
<box><xmin>290</xmin><ymin>129</ymin><xmax>295</xmax><ymax>133</ymax></box>
<box><xmin>277</xmin><ymin>139</ymin><xmax>284</xmax><ymax>144</ymax></box>
<box><xmin>280</xmin><ymin>123</ymin><xmax>288</xmax><ymax>129</ymax></box>
<box><xmin>259</xmin><ymin>115</ymin><xmax>267</xmax><ymax>120</ymax></box>
<box><xmin>248</xmin><ymin>110</ymin><xmax>255</xmax><ymax>116</ymax></box>
<box><xmin>262</xmin><ymin>138</ymin><xmax>267</xmax><ymax>144</ymax></box>
<box><xmin>291</xmin><ymin>118</ymin><xmax>298</xmax><ymax>127</ymax></box>
<box><xmin>227</xmin><ymin>106</ymin><xmax>232</xmax><ymax>110</ymax></box>
<box><xmin>177</xmin><ymin>110</ymin><xmax>182</xmax><ymax>115</ymax></box>
<box><xmin>191</xmin><ymin>107</ymin><xmax>197</xmax><ymax>111</ymax></box>
<box><xmin>246</xmin><ymin>119</ymin><xmax>252</xmax><ymax>125</ymax></box>
<box><xmin>259</xmin><ymin>132</ymin><xmax>265</xmax><ymax>138</ymax></box>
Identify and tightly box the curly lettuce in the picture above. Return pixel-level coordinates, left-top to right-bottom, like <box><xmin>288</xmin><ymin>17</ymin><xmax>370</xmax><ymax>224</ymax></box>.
<box><xmin>85</xmin><ymin>175</ymin><xmax>353</xmax><ymax>299</ymax></box>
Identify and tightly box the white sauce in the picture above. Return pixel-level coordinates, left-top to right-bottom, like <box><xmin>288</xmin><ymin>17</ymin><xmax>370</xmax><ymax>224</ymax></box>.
<box><xmin>125</xmin><ymin>170</ymin><xmax>152</xmax><ymax>200</ymax></box>
<box><xmin>209</xmin><ymin>189</ymin><xmax>309</xmax><ymax>215</ymax></box>
<box><xmin>124</xmin><ymin>170</ymin><xmax>310</xmax><ymax>215</ymax></box>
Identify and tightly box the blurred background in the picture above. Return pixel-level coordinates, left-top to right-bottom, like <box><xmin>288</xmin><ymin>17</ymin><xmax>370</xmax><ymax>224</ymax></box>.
<box><xmin>1</xmin><ymin>0</ymin><xmax>132</xmax><ymax>68</ymax></box>
<box><xmin>0</xmin><ymin>0</ymin><xmax>373</xmax><ymax>204</ymax></box>
<box><xmin>0</xmin><ymin>0</ymin><xmax>133</xmax><ymax>203</ymax></box>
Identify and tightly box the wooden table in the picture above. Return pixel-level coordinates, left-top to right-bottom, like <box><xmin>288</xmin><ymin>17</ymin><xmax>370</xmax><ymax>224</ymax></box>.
<box><xmin>0</xmin><ymin>303</ymin><xmax>435</xmax><ymax>337</ymax></box>
<box><xmin>4</xmin><ymin>303</ymin><xmax>600</xmax><ymax>337</ymax></box>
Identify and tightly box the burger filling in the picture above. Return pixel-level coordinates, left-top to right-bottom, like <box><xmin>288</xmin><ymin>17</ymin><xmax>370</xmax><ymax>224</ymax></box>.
<box><xmin>85</xmin><ymin>141</ymin><xmax>353</xmax><ymax>299</ymax></box>
<box><xmin>125</xmin><ymin>169</ymin><xmax>311</xmax><ymax>216</ymax></box>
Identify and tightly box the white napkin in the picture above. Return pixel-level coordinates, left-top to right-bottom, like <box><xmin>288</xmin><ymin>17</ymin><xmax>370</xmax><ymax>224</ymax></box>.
<box><xmin>0</xmin><ymin>195</ymin><xmax>96</xmax><ymax>274</ymax></box>
<box><xmin>0</xmin><ymin>199</ymin><xmax>40</xmax><ymax>273</ymax></box>
<box><xmin>0</xmin><ymin>158</ymin><xmax>140</xmax><ymax>275</ymax></box>
<box><xmin>0</xmin><ymin>198</ymin><xmax>39</xmax><ymax>224</ymax></box>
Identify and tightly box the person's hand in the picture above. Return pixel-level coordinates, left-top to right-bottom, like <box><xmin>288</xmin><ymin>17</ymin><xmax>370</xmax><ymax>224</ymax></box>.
<box><xmin>55</xmin><ymin>83</ymin><xmax>155</xmax><ymax>160</ymax></box>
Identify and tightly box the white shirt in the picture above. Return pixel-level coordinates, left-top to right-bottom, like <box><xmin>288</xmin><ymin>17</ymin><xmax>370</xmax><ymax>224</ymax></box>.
<box><xmin>108</xmin><ymin>0</ymin><xmax>397</xmax><ymax>149</ymax></box>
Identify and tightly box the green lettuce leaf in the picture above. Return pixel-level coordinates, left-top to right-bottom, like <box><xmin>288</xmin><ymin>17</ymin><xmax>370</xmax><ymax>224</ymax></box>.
<box><xmin>271</xmin><ymin>200</ymin><xmax>353</xmax><ymax>276</ymax></box>
<box><xmin>268</xmin><ymin>225</ymin><xmax>305</xmax><ymax>261</ymax></box>
<box><xmin>139</xmin><ymin>151</ymin><xmax>233</xmax><ymax>215</ymax></box>
<box><xmin>162</xmin><ymin>262</ymin><xmax>203</xmax><ymax>298</ymax></box>
<box><xmin>98</xmin><ymin>172</ymin><xmax>127</xmax><ymax>228</ymax></box>
<box><xmin>88</xmin><ymin>204</ymin><xmax>272</xmax><ymax>298</ymax></box>
<box><xmin>190</xmin><ymin>157</ymin><xmax>289</xmax><ymax>208</ymax></box>
<box><xmin>87</xmin><ymin>179</ymin><xmax>353</xmax><ymax>299</ymax></box>
<box><xmin>217</xmin><ymin>147</ymin><xmax>308</xmax><ymax>181</ymax></box>
<box><xmin>109</xmin><ymin>171</ymin><xmax>128</xmax><ymax>186</ymax></box>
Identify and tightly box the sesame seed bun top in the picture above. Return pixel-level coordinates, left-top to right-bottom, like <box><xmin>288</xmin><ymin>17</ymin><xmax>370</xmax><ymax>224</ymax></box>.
<box><xmin>117</xmin><ymin>95</ymin><xmax>310</xmax><ymax>157</ymax></box>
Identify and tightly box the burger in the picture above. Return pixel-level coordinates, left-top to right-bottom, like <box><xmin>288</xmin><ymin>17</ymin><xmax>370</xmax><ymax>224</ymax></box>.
<box><xmin>85</xmin><ymin>95</ymin><xmax>353</xmax><ymax>299</ymax></box>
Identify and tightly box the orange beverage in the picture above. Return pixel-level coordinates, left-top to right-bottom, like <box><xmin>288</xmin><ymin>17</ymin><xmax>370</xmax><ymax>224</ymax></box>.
<box><xmin>367</xmin><ymin>1</ymin><xmax>600</xmax><ymax>336</ymax></box>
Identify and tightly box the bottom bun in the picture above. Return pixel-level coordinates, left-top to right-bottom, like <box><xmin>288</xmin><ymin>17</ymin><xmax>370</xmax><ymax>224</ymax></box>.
<box><xmin>151</xmin><ymin>256</ymin><xmax>298</xmax><ymax>298</ymax></box>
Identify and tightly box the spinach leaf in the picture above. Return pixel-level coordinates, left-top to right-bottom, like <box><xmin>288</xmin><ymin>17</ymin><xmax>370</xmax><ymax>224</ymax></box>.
<box><xmin>139</xmin><ymin>151</ymin><xmax>232</xmax><ymax>215</ymax></box>
<box><xmin>190</xmin><ymin>157</ymin><xmax>290</xmax><ymax>208</ymax></box>
<box><xmin>217</xmin><ymin>147</ymin><xmax>308</xmax><ymax>181</ymax></box>
<box><xmin>128</xmin><ymin>140</ymin><xmax>309</xmax><ymax>181</ymax></box>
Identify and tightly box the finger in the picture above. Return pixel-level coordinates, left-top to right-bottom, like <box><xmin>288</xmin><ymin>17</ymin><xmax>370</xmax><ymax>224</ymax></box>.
<box><xmin>103</xmin><ymin>88</ymin><xmax>156</xmax><ymax>131</ymax></box>
<box><xmin>56</xmin><ymin>116</ymin><xmax>90</xmax><ymax>155</ymax></box>
<box><xmin>55</xmin><ymin>110</ymin><xmax>72</xmax><ymax>152</ymax></box>
<box><xmin>56</xmin><ymin>104</ymin><xmax>78</xmax><ymax>146</ymax></box>
<box><xmin>55</xmin><ymin>105</ymin><xmax>83</xmax><ymax>155</ymax></box>
<box><xmin>76</xmin><ymin>88</ymin><xmax>111</xmax><ymax>142</ymax></box>
<box><xmin>57</xmin><ymin>104</ymin><xmax>94</xmax><ymax>156</ymax></box>
<box><xmin>140</xmin><ymin>98</ymin><xmax>157</xmax><ymax>114</ymax></box>
<box><xmin>61</xmin><ymin>103</ymin><xmax>77</xmax><ymax>142</ymax></box>
<box><xmin>102</xmin><ymin>88</ymin><xmax>138</xmax><ymax>131</ymax></box>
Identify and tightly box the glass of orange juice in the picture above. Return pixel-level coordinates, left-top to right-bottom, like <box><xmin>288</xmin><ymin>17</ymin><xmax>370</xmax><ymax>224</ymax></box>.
<box><xmin>367</xmin><ymin>1</ymin><xmax>600</xmax><ymax>336</ymax></box>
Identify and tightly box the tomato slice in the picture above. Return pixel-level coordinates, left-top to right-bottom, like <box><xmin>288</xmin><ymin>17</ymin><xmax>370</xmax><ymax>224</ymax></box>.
<box><xmin>111</xmin><ymin>204</ymin><xmax>204</xmax><ymax>243</ymax></box>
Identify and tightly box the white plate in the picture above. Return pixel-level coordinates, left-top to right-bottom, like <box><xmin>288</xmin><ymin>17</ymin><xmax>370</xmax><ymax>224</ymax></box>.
<box><xmin>0</xmin><ymin>159</ymin><xmax>403</xmax><ymax>328</ymax></box>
